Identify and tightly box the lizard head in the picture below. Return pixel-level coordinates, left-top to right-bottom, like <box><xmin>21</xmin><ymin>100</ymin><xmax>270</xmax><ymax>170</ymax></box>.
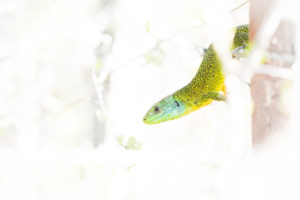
<box><xmin>143</xmin><ymin>95</ymin><xmax>187</xmax><ymax>124</ymax></box>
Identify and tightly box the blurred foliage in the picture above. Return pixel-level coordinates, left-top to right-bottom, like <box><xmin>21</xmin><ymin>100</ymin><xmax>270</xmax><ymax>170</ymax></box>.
<box><xmin>94</xmin><ymin>60</ymin><xmax>103</xmax><ymax>71</ymax></box>
<box><xmin>95</xmin><ymin>109</ymin><xmax>107</xmax><ymax>122</ymax></box>
<box><xmin>145</xmin><ymin>21</ymin><xmax>151</xmax><ymax>33</ymax></box>
<box><xmin>117</xmin><ymin>135</ymin><xmax>142</xmax><ymax>151</ymax></box>
<box><xmin>143</xmin><ymin>48</ymin><xmax>165</xmax><ymax>66</ymax></box>
<box><xmin>125</xmin><ymin>192</ymin><xmax>136</xmax><ymax>200</ymax></box>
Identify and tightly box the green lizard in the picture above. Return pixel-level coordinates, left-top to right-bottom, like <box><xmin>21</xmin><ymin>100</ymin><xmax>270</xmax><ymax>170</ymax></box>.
<box><xmin>143</xmin><ymin>24</ymin><xmax>249</xmax><ymax>124</ymax></box>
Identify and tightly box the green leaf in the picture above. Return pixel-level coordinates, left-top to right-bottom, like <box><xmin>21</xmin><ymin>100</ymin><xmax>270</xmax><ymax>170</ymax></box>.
<box><xmin>125</xmin><ymin>136</ymin><xmax>136</xmax><ymax>149</ymax></box>
<box><xmin>94</xmin><ymin>60</ymin><xmax>102</xmax><ymax>70</ymax></box>
<box><xmin>145</xmin><ymin>21</ymin><xmax>150</xmax><ymax>33</ymax></box>
<box><xmin>116</xmin><ymin>135</ymin><xmax>125</xmax><ymax>146</ymax></box>
<box><xmin>144</xmin><ymin>48</ymin><xmax>165</xmax><ymax>66</ymax></box>
<box><xmin>133</xmin><ymin>142</ymin><xmax>142</xmax><ymax>150</ymax></box>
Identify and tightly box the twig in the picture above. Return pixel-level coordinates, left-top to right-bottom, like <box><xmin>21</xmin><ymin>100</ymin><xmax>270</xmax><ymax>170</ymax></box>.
<box><xmin>107</xmin><ymin>0</ymin><xmax>249</xmax><ymax>77</ymax></box>
<box><xmin>255</xmin><ymin>64</ymin><xmax>293</xmax><ymax>79</ymax></box>
<box><xmin>238</xmin><ymin>0</ymin><xmax>282</xmax><ymax>82</ymax></box>
<box><xmin>93</xmin><ymin>0</ymin><xmax>251</xmax><ymax>111</ymax></box>
<box><xmin>229</xmin><ymin>0</ymin><xmax>249</xmax><ymax>14</ymax></box>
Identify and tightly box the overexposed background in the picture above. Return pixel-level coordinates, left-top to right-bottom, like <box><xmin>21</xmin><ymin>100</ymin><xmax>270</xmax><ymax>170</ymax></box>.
<box><xmin>0</xmin><ymin>0</ymin><xmax>299</xmax><ymax>199</ymax></box>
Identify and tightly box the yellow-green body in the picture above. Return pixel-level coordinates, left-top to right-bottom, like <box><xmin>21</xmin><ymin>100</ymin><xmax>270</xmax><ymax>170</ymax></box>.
<box><xmin>232</xmin><ymin>24</ymin><xmax>249</xmax><ymax>50</ymax></box>
<box><xmin>143</xmin><ymin>24</ymin><xmax>249</xmax><ymax>124</ymax></box>
<box><xmin>173</xmin><ymin>44</ymin><xmax>225</xmax><ymax>113</ymax></box>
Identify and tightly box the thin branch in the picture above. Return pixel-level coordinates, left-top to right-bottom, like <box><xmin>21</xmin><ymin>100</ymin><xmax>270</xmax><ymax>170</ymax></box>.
<box><xmin>107</xmin><ymin>0</ymin><xmax>250</xmax><ymax>78</ymax></box>
<box><xmin>238</xmin><ymin>0</ymin><xmax>282</xmax><ymax>82</ymax></box>
<box><xmin>104</xmin><ymin>23</ymin><xmax>206</xmax><ymax>80</ymax></box>
<box><xmin>92</xmin><ymin>68</ymin><xmax>108</xmax><ymax>113</ymax></box>
<box><xmin>93</xmin><ymin>0</ymin><xmax>251</xmax><ymax>111</ymax></box>
<box><xmin>255</xmin><ymin>64</ymin><xmax>293</xmax><ymax>79</ymax></box>
<box><xmin>229</xmin><ymin>0</ymin><xmax>249</xmax><ymax>14</ymax></box>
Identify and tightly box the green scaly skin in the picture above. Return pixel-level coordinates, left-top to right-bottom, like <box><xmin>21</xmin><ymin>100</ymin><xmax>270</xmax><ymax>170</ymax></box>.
<box><xmin>231</xmin><ymin>24</ymin><xmax>249</xmax><ymax>50</ymax></box>
<box><xmin>143</xmin><ymin>24</ymin><xmax>249</xmax><ymax>124</ymax></box>
<box><xmin>231</xmin><ymin>24</ymin><xmax>250</xmax><ymax>58</ymax></box>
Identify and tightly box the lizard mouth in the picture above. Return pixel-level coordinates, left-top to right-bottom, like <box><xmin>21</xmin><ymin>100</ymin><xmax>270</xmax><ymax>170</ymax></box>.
<box><xmin>143</xmin><ymin>95</ymin><xmax>188</xmax><ymax>125</ymax></box>
<box><xmin>143</xmin><ymin>111</ymin><xmax>166</xmax><ymax>124</ymax></box>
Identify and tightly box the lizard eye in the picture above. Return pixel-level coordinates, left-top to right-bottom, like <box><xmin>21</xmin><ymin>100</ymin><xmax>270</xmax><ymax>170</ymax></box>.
<box><xmin>174</xmin><ymin>101</ymin><xmax>180</xmax><ymax>107</ymax></box>
<box><xmin>154</xmin><ymin>106</ymin><xmax>160</xmax><ymax>113</ymax></box>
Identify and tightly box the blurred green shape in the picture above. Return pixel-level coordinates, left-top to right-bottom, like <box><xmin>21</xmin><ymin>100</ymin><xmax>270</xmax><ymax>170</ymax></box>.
<box><xmin>117</xmin><ymin>135</ymin><xmax>142</xmax><ymax>151</ymax></box>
